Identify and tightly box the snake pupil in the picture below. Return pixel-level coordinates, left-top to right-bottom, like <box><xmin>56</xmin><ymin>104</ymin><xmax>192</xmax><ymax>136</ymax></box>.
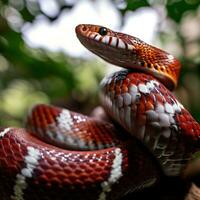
<box><xmin>98</xmin><ymin>27</ymin><xmax>107</xmax><ymax>36</ymax></box>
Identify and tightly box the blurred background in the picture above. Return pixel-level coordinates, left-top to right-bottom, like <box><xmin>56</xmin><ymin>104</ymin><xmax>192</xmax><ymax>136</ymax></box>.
<box><xmin>0</xmin><ymin>0</ymin><xmax>200</xmax><ymax>127</ymax></box>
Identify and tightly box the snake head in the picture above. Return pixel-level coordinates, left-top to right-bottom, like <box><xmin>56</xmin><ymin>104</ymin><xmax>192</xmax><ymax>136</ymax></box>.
<box><xmin>75</xmin><ymin>24</ymin><xmax>181</xmax><ymax>90</ymax></box>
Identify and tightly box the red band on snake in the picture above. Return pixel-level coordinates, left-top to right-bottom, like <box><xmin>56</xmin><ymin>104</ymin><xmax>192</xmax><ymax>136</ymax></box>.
<box><xmin>0</xmin><ymin>24</ymin><xmax>199</xmax><ymax>200</ymax></box>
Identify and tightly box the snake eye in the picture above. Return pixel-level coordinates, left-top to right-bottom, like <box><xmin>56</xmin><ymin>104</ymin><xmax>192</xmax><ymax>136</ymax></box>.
<box><xmin>98</xmin><ymin>27</ymin><xmax>107</xmax><ymax>36</ymax></box>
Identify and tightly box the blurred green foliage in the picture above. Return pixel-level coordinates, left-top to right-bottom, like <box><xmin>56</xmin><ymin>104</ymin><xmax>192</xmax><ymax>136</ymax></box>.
<box><xmin>0</xmin><ymin>0</ymin><xmax>200</xmax><ymax>127</ymax></box>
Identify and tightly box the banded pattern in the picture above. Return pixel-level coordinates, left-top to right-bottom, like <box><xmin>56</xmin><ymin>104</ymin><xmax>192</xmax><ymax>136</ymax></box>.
<box><xmin>0</xmin><ymin>115</ymin><xmax>160</xmax><ymax>200</ymax></box>
<box><xmin>100</xmin><ymin>70</ymin><xmax>200</xmax><ymax>175</ymax></box>
<box><xmin>12</xmin><ymin>146</ymin><xmax>40</xmax><ymax>200</ymax></box>
<box><xmin>26</xmin><ymin>104</ymin><xmax>121</xmax><ymax>150</ymax></box>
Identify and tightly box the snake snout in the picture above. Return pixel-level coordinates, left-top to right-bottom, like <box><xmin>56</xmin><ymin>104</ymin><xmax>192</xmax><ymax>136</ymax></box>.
<box><xmin>75</xmin><ymin>24</ymin><xmax>89</xmax><ymax>36</ymax></box>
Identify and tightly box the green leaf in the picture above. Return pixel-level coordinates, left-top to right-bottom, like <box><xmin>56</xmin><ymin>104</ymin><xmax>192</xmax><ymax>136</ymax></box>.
<box><xmin>166</xmin><ymin>0</ymin><xmax>200</xmax><ymax>22</ymax></box>
<box><xmin>119</xmin><ymin>0</ymin><xmax>150</xmax><ymax>15</ymax></box>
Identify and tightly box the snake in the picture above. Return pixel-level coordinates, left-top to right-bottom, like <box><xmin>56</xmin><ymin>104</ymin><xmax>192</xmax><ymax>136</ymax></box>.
<box><xmin>0</xmin><ymin>24</ymin><xmax>199</xmax><ymax>200</ymax></box>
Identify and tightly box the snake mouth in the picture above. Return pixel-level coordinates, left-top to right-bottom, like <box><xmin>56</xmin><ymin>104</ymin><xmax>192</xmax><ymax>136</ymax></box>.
<box><xmin>76</xmin><ymin>24</ymin><xmax>137</xmax><ymax>68</ymax></box>
<box><xmin>76</xmin><ymin>24</ymin><xmax>134</xmax><ymax>52</ymax></box>
<box><xmin>76</xmin><ymin>33</ymin><xmax>138</xmax><ymax>69</ymax></box>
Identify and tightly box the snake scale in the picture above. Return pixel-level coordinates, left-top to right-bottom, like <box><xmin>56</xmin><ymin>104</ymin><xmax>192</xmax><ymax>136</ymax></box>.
<box><xmin>0</xmin><ymin>24</ymin><xmax>199</xmax><ymax>200</ymax></box>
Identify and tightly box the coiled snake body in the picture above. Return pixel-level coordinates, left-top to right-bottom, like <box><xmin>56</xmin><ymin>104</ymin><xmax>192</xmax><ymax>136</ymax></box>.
<box><xmin>0</xmin><ymin>24</ymin><xmax>199</xmax><ymax>200</ymax></box>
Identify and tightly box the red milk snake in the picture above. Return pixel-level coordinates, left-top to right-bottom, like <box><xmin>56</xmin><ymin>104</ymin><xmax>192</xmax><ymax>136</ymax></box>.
<box><xmin>0</xmin><ymin>24</ymin><xmax>199</xmax><ymax>200</ymax></box>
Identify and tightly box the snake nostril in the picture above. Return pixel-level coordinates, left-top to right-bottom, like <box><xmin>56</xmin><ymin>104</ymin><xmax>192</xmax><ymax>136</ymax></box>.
<box><xmin>82</xmin><ymin>26</ymin><xmax>87</xmax><ymax>32</ymax></box>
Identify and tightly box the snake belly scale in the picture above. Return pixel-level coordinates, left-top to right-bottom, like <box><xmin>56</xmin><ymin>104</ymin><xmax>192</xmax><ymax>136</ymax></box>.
<box><xmin>0</xmin><ymin>24</ymin><xmax>199</xmax><ymax>200</ymax></box>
